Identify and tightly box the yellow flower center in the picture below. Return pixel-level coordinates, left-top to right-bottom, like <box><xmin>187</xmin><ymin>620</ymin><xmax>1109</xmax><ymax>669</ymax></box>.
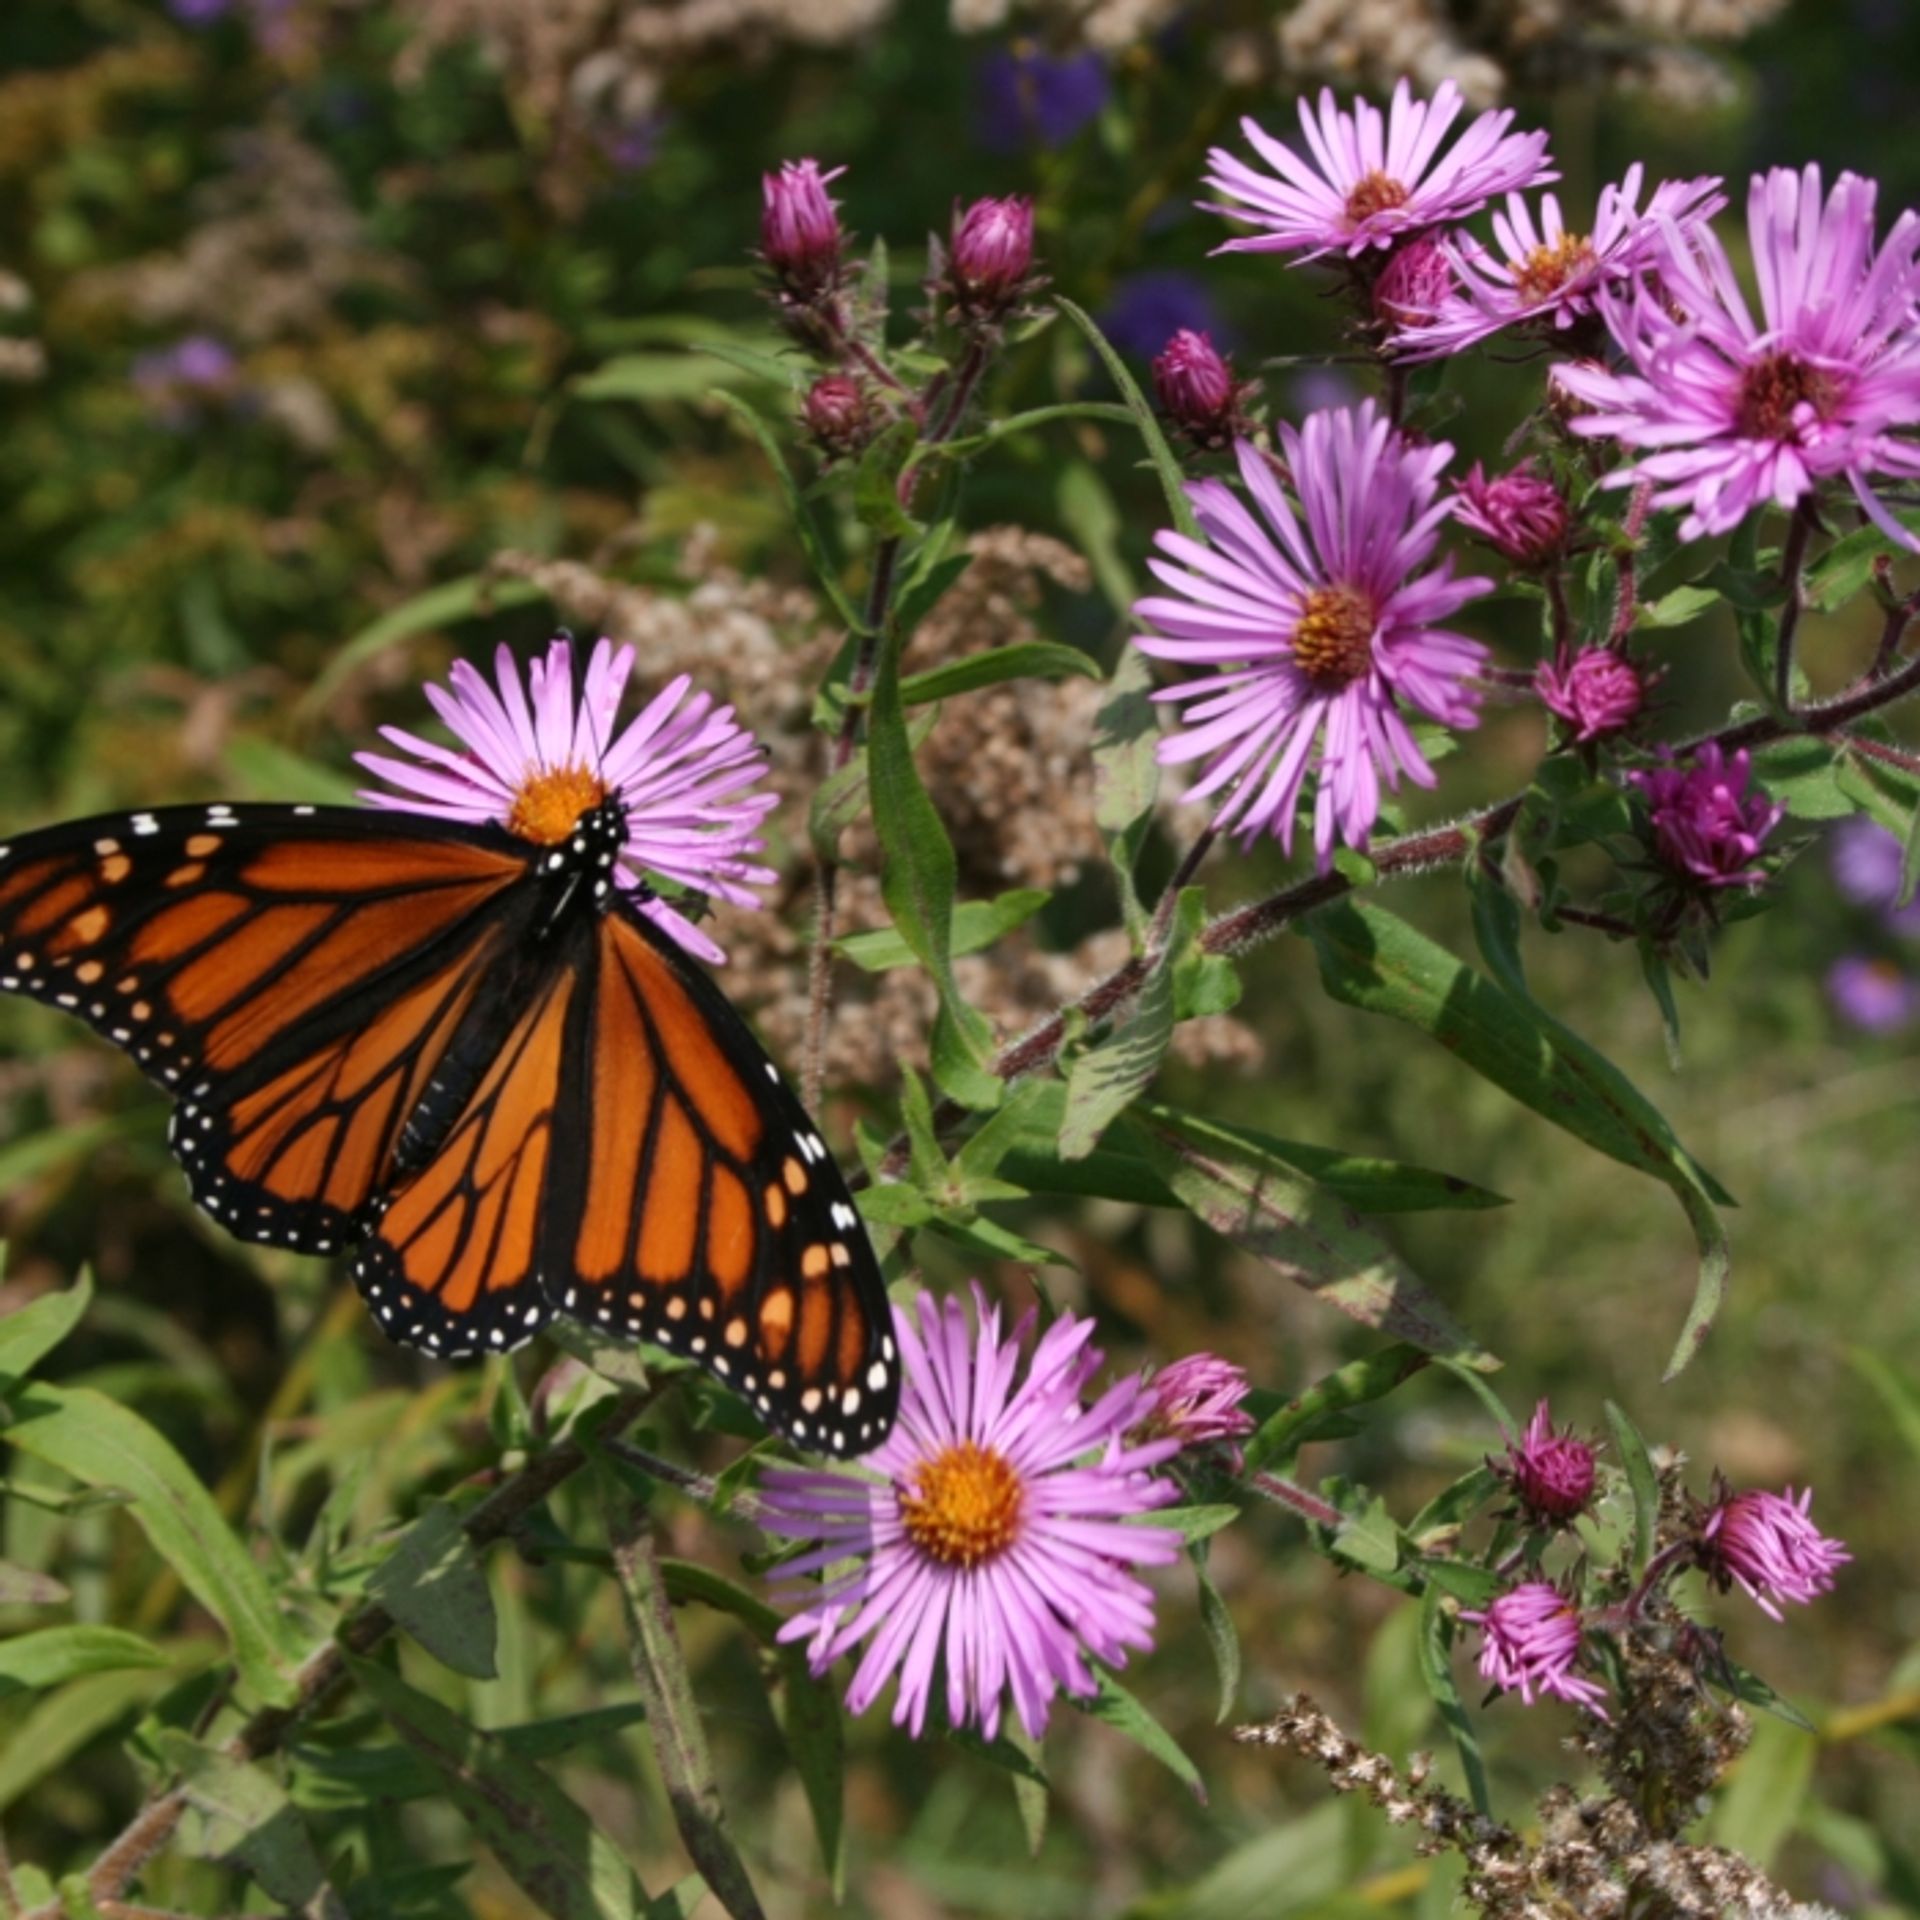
<box><xmin>1736</xmin><ymin>350</ymin><xmax>1839</xmax><ymax>441</ymax></box>
<box><xmin>1291</xmin><ymin>584</ymin><xmax>1377</xmax><ymax>685</ymax></box>
<box><xmin>897</xmin><ymin>1441</ymin><xmax>1025</xmax><ymax>1568</ymax></box>
<box><xmin>1510</xmin><ymin>231</ymin><xmax>1595</xmax><ymax>304</ymax></box>
<box><xmin>505</xmin><ymin>763</ymin><xmax>609</xmax><ymax>846</ymax></box>
<box><xmin>1344</xmin><ymin>171</ymin><xmax>1410</xmax><ymax>226</ymax></box>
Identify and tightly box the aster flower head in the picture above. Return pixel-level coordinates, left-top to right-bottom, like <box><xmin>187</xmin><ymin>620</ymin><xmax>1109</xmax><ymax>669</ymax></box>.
<box><xmin>1700</xmin><ymin>1484</ymin><xmax>1849</xmax><ymax>1621</ymax></box>
<box><xmin>802</xmin><ymin>373</ymin><xmax>875</xmax><ymax>459</ymax></box>
<box><xmin>1371</xmin><ymin>235</ymin><xmax>1454</xmax><ymax>331</ymax></box>
<box><xmin>1828</xmin><ymin>815</ymin><xmax>1920</xmax><ymax>932</ymax></box>
<box><xmin>1153</xmin><ymin>330</ymin><xmax>1247</xmax><ymax>449</ymax></box>
<box><xmin>1203</xmin><ymin>78</ymin><xmax>1555</xmax><ymax>263</ymax></box>
<box><xmin>1462</xmin><ymin>1581</ymin><xmax>1609</xmax><ymax>1715</ymax></box>
<box><xmin>1556</xmin><ymin>166</ymin><xmax>1920</xmax><ymax>544</ymax></box>
<box><xmin>1455</xmin><ymin>460</ymin><xmax>1569</xmax><ymax>568</ymax></box>
<box><xmin>1390</xmin><ymin>167</ymin><xmax>1725</xmax><ymax>361</ymax></box>
<box><xmin>1628</xmin><ymin>743</ymin><xmax>1784</xmax><ymax>891</ymax></box>
<box><xmin>356</xmin><ymin>636</ymin><xmax>778</xmax><ymax>966</ymax></box>
<box><xmin>974</xmin><ymin>42</ymin><xmax>1108</xmax><ymax>153</ymax></box>
<box><xmin>1826</xmin><ymin>954</ymin><xmax>1919</xmax><ymax>1033</ymax></box>
<box><xmin>760</xmin><ymin>159</ymin><xmax>846</xmax><ymax>300</ymax></box>
<box><xmin>1133</xmin><ymin>405</ymin><xmax>1492</xmax><ymax>869</ymax></box>
<box><xmin>760</xmin><ymin>1286</ymin><xmax>1184</xmax><ymax>1742</ymax></box>
<box><xmin>946</xmin><ymin>195</ymin><xmax>1037</xmax><ymax>320</ymax></box>
<box><xmin>1495</xmin><ymin>1400</ymin><xmax>1597</xmax><ymax>1524</ymax></box>
<box><xmin>1138</xmin><ymin>1353</ymin><xmax>1256</xmax><ymax>1465</ymax></box>
<box><xmin>1537</xmin><ymin>648</ymin><xmax>1648</xmax><ymax>745</ymax></box>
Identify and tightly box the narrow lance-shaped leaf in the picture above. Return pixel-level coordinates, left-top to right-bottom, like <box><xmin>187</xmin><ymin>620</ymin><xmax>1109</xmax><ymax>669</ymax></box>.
<box><xmin>899</xmin><ymin>640</ymin><xmax>1101</xmax><ymax>706</ymax></box>
<box><xmin>1058</xmin><ymin>960</ymin><xmax>1174</xmax><ymax>1161</ymax></box>
<box><xmin>1091</xmin><ymin>645</ymin><xmax>1162</xmax><ymax>937</ymax></box>
<box><xmin>156</xmin><ymin>1731</ymin><xmax>328</xmax><ymax>1910</ymax></box>
<box><xmin>1244</xmin><ymin>1346</ymin><xmax>1430</xmax><ymax>1475</ymax></box>
<box><xmin>1077</xmin><ymin>1667</ymin><xmax>1206</xmax><ymax>1803</ymax></box>
<box><xmin>0</xmin><ymin>1269</ymin><xmax>93</xmax><ymax>1390</ymax></box>
<box><xmin>0</xmin><ymin>1625</ymin><xmax>169</xmax><ymax>1696</ymax></box>
<box><xmin>836</xmin><ymin>888</ymin><xmax>1050</xmax><ymax>973</ymax></box>
<box><xmin>1418</xmin><ymin>1586</ymin><xmax>1492</xmax><ymax>1817</ymax></box>
<box><xmin>367</xmin><ymin>1501</ymin><xmax>500</xmax><ymax>1681</ymax></box>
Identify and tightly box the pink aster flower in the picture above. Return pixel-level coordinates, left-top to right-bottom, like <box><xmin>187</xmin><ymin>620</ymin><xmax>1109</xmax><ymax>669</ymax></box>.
<box><xmin>1139</xmin><ymin>1353</ymin><xmax>1255</xmax><ymax>1465</ymax></box>
<box><xmin>1203</xmin><ymin>78</ymin><xmax>1555</xmax><ymax>262</ymax></box>
<box><xmin>760</xmin><ymin>158</ymin><xmax>846</xmax><ymax>298</ymax></box>
<box><xmin>1537</xmin><ymin>647</ymin><xmax>1648</xmax><ymax>744</ymax></box>
<box><xmin>759</xmin><ymin>1286</ymin><xmax>1184</xmax><ymax>1742</ymax></box>
<box><xmin>1154</xmin><ymin>329</ymin><xmax>1245</xmax><ymax>448</ymax></box>
<box><xmin>1556</xmin><ymin>165</ymin><xmax>1920</xmax><ymax>544</ymax></box>
<box><xmin>1133</xmin><ymin>405</ymin><xmax>1492</xmax><ymax>867</ymax></box>
<box><xmin>1455</xmin><ymin>460</ymin><xmax>1570</xmax><ymax>567</ymax></box>
<box><xmin>356</xmin><ymin>636</ymin><xmax>778</xmax><ymax>965</ymax></box>
<box><xmin>1495</xmin><ymin>1400</ymin><xmax>1597</xmax><ymax>1524</ymax></box>
<box><xmin>947</xmin><ymin>194</ymin><xmax>1036</xmax><ymax>318</ymax></box>
<box><xmin>1700</xmin><ymin>1485</ymin><xmax>1850</xmax><ymax>1622</ymax></box>
<box><xmin>1462</xmin><ymin>1582</ymin><xmax>1609</xmax><ymax>1715</ymax></box>
<box><xmin>1371</xmin><ymin>235</ymin><xmax>1454</xmax><ymax>330</ymax></box>
<box><xmin>1628</xmin><ymin>743</ymin><xmax>1784</xmax><ymax>890</ymax></box>
<box><xmin>1390</xmin><ymin>167</ymin><xmax>1724</xmax><ymax>361</ymax></box>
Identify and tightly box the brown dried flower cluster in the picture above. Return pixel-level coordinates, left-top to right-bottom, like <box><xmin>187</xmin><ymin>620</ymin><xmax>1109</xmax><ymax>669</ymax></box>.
<box><xmin>1237</xmin><ymin>1691</ymin><xmax>1821</xmax><ymax>1919</ymax></box>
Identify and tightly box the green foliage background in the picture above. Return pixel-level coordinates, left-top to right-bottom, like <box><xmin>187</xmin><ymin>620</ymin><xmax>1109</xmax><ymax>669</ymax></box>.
<box><xmin>2</xmin><ymin>0</ymin><xmax>1919</xmax><ymax>1914</ymax></box>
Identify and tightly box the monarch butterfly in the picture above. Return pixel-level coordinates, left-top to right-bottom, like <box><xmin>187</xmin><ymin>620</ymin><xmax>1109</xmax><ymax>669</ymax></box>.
<box><xmin>0</xmin><ymin>638</ymin><xmax>899</xmax><ymax>1456</ymax></box>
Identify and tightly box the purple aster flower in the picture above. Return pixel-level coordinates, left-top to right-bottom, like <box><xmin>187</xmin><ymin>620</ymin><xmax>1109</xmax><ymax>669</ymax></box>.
<box><xmin>1153</xmin><ymin>330</ymin><xmax>1247</xmax><ymax>449</ymax></box>
<box><xmin>1133</xmin><ymin>405</ymin><xmax>1492</xmax><ymax>867</ymax></box>
<box><xmin>760</xmin><ymin>1286</ymin><xmax>1184</xmax><ymax>1741</ymax></box>
<box><xmin>947</xmin><ymin>195</ymin><xmax>1037</xmax><ymax>319</ymax></box>
<box><xmin>1555</xmin><ymin>166</ymin><xmax>1920</xmax><ymax>545</ymax></box>
<box><xmin>356</xmin><ymin>636</ymin><xmax>777</xmax><ymax>965</ymax></box>
<box><xmin>1455</xmin><ymin>460</ymin><xmax>1570</xmax><ymax>568</ymax></box>
<box><xmin>1371</xmin><ymin>235</ymin><xmax>1454</xmax><ymax>330</ymax></box>
<box><xmin>168</xmin><ymin>0</ymin><xmax>233</xmax><ymax>20</ymax></box>
<box><xmin>1390</xmin><ymin>167</ymin><xmax>1725</xmax><ymax>361</ymax></box>
<box><xmin>132</xmin><ymin>333</ymin><xmax>236</xmax><ymax>396</ymax></box>
<box><xmin>1700</xmin><ymin>1485</ymin><xmax>1849</xmax><ymax>1621</ymax></box>
<box><xmin>1100</xmin><ymin>271</ymin><xmax>1225</xmax><ymax>361</ymax></box>
<box><xmin>1537</xmin><ymin>648</ymin><xmax>1648</xmax><ymax>744</ymax></box>
<box><xmin>1828</xmin><ymin>815</ymin><xmax>1920</xmax><ymax>932</ymax></box>
<box><xmin>974</xmin><ymin>42</ymin><xmax>1108</xmax><ymax>153</ymax></box>
<box><xmin>1138</xmin><ymin>1353</ymin><xmax>1255</xmax><ymax>1465</ymax></box>
<box><xmin>1203</xmin><ymin>78</ymin><xmax>1555</xmax><ymax>262</ymax></box>
<box><xmin>1495</xmin><ymin>1400</ymin><xmax>1597</xmax><ymax>1524</ymax></box>
<box><xmin>1628</xmin><ymin>744</ymin><xmax>1784</xmax><ymax>890</ymax></box>
<box><xmin>760</xmin><ymin>159</ymin><xmax>846</xmax><ymax>300</ymax></box>
<box><xmin>1825</xmin><ymin>955</ymin><xmax>1918</xmax><ymax>1032</ymax></box>
<box><xmin>1462</xmin><ymin>1582</ymin><xmax>1609</xmax><ymax>1715</ymax></box>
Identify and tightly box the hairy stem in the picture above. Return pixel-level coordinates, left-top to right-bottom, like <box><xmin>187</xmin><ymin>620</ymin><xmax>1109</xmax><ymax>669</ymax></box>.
<box><xmin>1247</xmin><ymin>1471</ymin><xmax>1345</xmax><ymax>1530</ymax></box>
<box><xmin>1773</xmin><ymin>503</ymin><xmax>1816</xmax><ymax>713</ymax></box>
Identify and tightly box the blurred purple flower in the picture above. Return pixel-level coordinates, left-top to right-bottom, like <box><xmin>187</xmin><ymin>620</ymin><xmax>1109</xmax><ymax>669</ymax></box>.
<box><xmin>760</xmin><ymin>1285</ymin><xmax>1184</xmax><ymax>1741</ymax></box>
<box><xmin>168</xmin><ymin>0</ymin><xmax>234</xmax><ymax>20</ymax></box>
<box><xmin>598</xmin><ymin>114</ymin><xmax>666</xmax><ymax>174</ymax></box>
<box><xmin>132</xmin><ymin>334</ymin><xmax>236</xmax><ymax>395</ymax></box>
<box><xmin>1828</xmin><ymin>815</ymin><xmax>1920</xmax><ymax>931</ymax></box>
<box><xmin>1203</xmin><ymin>78</ymin><xmax>1555</xmax><ymax>262</ymax></box>
<box><xmin>1701</xmin><ymin>1485</ymin><xmax>1849</xmax><ymax>1621</ymax></box>
<box><xmin>1825</xmin><ymin>955</ymin><xmax>1918</xmax><ymax>1032</ymax></box>
<box><xmin>1462</xmin><ymin>1582</ymin><xmax>1608</xmax><ymax>1715</ymax></box>
<box><xmin>1100</xmin><ymin>271</ymin><xmax>1225</xmax><ymax>360</ymax></box>
<box><xmin>1628</xmin><ymin>744</ymin><xmax>1784</xmax><ymax>889</ymax></box>
<box><xmin>974</xmin><ymin>42</ymin><xmax>1108</xmax><ymax>152</ymax></box>
<box><xmin>1496</xmin><ymin>1399</ymin><xmax>1597</xmax><ymax>1524</ymax></box>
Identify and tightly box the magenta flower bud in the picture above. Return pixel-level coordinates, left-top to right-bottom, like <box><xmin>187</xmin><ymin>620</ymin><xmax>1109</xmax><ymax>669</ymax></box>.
<box><xmin>1454</xmin><ymin>460</ymin><xmax>1569</xmax><ymax>568</ymax></box>
<box><xmin>1495</xmin><ymin>1400</ymin><xmax>1597</xmax><ymax>1524</ymax></box>
<box><xmin>1700</xmin><ymin>1485</ymin><xmax>1849</xmax><ymax>1621</ymax></box>
<box><xmin>761</xmin><ymin>158</ymin><xmax>846</xmax><ymax>299</ymax></box>
<box><xmin>802</xmin><ymin>373</ymin><xmax>873</xmax><ymax>457</ymax></box>
<box><xmin>1139</xmin><ymin>1353</ymin><xmax>1256</xmax><ymax>1464</ymax></box>
<box><xmin>1461</xmin><ymin>1582</ymin><xmax>1609</xmax><ymax>1716</ymax></box>
<box><xmin>1628</xmin><ymin>743</ymin><xmax>1785</xmax><ymax>890</ymax></box>
<box><xmin>1372</xmin><ymin>235</ymin><xmax>1453</xmax><ymax>330</ymax></box>
<box><xmin>1536</xmin><ymin>647</ymin><xmax>1646</xmax><ymax>745</ymax></box>
<box><xmin>1153</xmin><ymin>330</ymin><xmax>1244</xmax><ymax>448</ymax></box>
<box><xmin>948</xmin><ymin>195</ymin><xmax>1035</xmax><ymax>316</ymax></box>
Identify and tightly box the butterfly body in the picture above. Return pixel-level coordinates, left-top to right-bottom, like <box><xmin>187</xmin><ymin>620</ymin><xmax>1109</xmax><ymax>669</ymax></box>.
<box><xmin>0</xmin><ymin>799</ymin><xmax>898</xmax><ymax>1454</ymax></box>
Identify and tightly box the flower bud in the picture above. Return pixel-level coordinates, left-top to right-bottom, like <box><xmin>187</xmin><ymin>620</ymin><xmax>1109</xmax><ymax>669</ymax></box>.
<box><xmin>1454</xmin><ymin>460</ymin><xmax>1569</xmax><ymax>568</ymax></box>
<box><xmin>1629</xmin><ymin>744</ymin><xmax>1785</xmax><ymax>891</ymax></box>
<box><xmin>1153</xmin><ymin>329</ymin><xmax>1244</xmax><ymax>449</ymax></box>
<box><xmin>947</xmin><ymin>194</ymin><xmax>1035</xmax><ymax>319</ymax></box>
<box><xmin>1372</xmin><ymin>235</ymin><xmax>1453</xmax><ymax>331</ymax></box>
<box><xmin>1699</xmin><ymin>1482</ymin><xmax>1849</xmax><ymax>1620</ymax></box>
<box><xmin>801</xmin><ymin>373</ymin><xmax>873</xmax><ymax>458</ymax></box>
<box><xmin>1138</xmin><ymin>1353</ymin><xmax>1255</xmax><ymax>1465</ymax></box>
<box><xmin>1494</xmin><ymin>1400</ymin><xmax>1597</xmax><ymax>1524</ymax></box>
<box><xmin>761</xmin><ymin>158</ymin><xmax>845</xmax><ymax>300</ymax></box>
<box><xmin>1536</xmin><ymin>647</ymin><xmax>1646</xmax><ymax>744</ymax></box>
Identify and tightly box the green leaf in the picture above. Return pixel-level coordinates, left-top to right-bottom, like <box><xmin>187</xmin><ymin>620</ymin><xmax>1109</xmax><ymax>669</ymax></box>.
<box><xmin>0</xmin><ymin>1666</ymin><xmax>184</xmax><ymax>1813</ymax></box>
<box><xmin>367</xmin><ymin>1502</ymin><xmax>499</xmax><ymax>1681</ymax></box>
<box><xmin>1058</xmin><ymin>960</ymin><xmax>1175</xmax><ymax>1161</ymax></box>
<box><xmin>350</xmin><ymin>1656</ymin><xmax>660</xmax><ymax>1920</ymax></box>
<box><xmin>0</xmin><ymin>1270</ymin><xmax>93</xmax><ymax>1391</ymax></box>
<box><xmin>919</xmin><ymin>400</ymin><xmax>1138</xmax><ymax>460</ymax></box>
<box><xmin>1090</xmin><ymin>645</ymin><xmax>1161</xmax><ymax>936</ymax></box>
<box><xmin>1056</xmin><ymin>459</ymin><xmax>1136</xmax><ymax>616</ymax></box>
<box><xmin>1077</xmin><ymin>1667</ymin><xmax>1206</xmax><ymax>1802</ymax></box>
<box><xmin>297</xmin><ymin>574</ymin><xmax>549</xmax><ymax>721</ymax></box>
<box><xmin>1134</xmin><ymin>1106</ymin><xmax>1491</xmax><ymax>1363</ymax></box>
<box><xmin>712</xmin><ymin>389</ymin><xmax>863</xmax><ymax>630</ymax></box>
<box><xmin>1054</xmin><ymin>299</ymin><xmax>1198</xmax><ymax>539</ymax></box>
<box><xmin>1636</xmin><ymin>583</ymin><xmax>1721</xmax><ymax>630</ymax></box>
<box><xmin>1418</xmin><ymin>1585</ymin><xmax>1491</xmax><ymax>1816</ymax></box>
<box><xmin>573</xmin><ymin>348</ymin><xmax>779</xmax><ymax>403</ymax></box>
<box><xmin>851</xmin><ymin>418</ymin><xmax>922</xmax><ymax>541</ymax></box>
<box><xmin>898</xmin><ymin>640</ymin><xmax>1099</xmax><ymax>706</ymax></box>
<box><xmin>1604</xmin><ymin>1399</ymin><xmax>1660</xmax><ymax>1573</ymax></box>
<box><xmin>221</xmin><ymin>736</ymin><xmax>362</xmax><ymax>807</ymax></box>
<box><xmin>157</xmin><ymin>1732</ymin><xmax>328</xmax><ymax>1908</ymax></box>
<box><xmin>1244</xmin><ymin>1346</ymin><xmax>1429</xmax><ymax>1475</ymax></box>
<box><xmin>1805</xmin><ymin>513</ymin><xmax>1920</xmax><ymax>613</ymax></box>
<box><xmin>1406</xmin><ymin>1466</ymin><xmax>1502</xmax><ymax>1550</ymax></box>
<box><xmin>835</xmin><ymin>888</ymin><xmax>1050</xmax><ymax>972</ymax></box>
<box><xmin>0</xmin><ymin>1625</ymin><xmax>169</xmax><ymax>1695</ymax></box>
<box><xmin>1156</xmin><ymin>1505</ymin><xmax>1241</xmax><ymax>1546</ymax></box>
<box><xmin>1311</xmin><ymin>897</ymin><xmax>1733</xmax><ymax>1374</ymax></box>
<box><xmin>1848</xmin><ymin>1347</ymin><xmax>1920</xmax><ymax>1460</ymax></box>
<box><xmin>1707</xmin><ymin>1717</ymin><xmax>1817</xmax><ymax>1868</ymax></box>
<box><xmin>5</xmin><ymin>1385</ymin><xmax>302</xmax><ymax>1705</ymax></box>
<box><xmin>1324</xmin><ymin>1482</ymin><xmax>1400</xmax><ymax>1575</ymax></box>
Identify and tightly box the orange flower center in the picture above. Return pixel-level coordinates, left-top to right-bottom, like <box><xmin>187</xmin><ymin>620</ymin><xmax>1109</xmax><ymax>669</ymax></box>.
<box><xmin>897</xmin><ymin>1441</ymin><xmax>1025</xmax><ymax>1568</ymax></box>
<box><xmin>1736</xmin><ymin>350</ymin><xmax>1839</xmax><ymax>441</ymax></box>
<box><xmin>1510</xmin><ymin>231</ymin><xmax>1595</xmax><ymax>304</ymax></box>
<box><xmin>505</xmin><ymin>763</ymin><xmax>609</xmax><ymax>845</ymax></box>
<box><xmin>1344</xmin><ymin>171</ymin><xmax>1410</xmax><ymax>226</ymax></box>
<box><xmin>1291</xmin><ymin>585</ymin><xmax>1377</xmax><ymax>685</ymax></box>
